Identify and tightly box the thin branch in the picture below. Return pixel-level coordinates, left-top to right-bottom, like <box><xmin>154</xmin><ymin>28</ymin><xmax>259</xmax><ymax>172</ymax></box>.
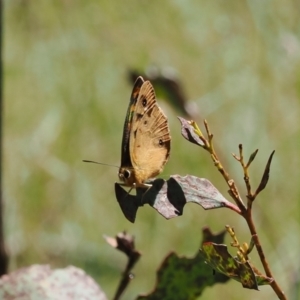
<box><xmin>232</xmin><ymin>145</ymin><xmax>259</xmax><ymax>199</ymax></box>
<box><xmin>105</xmin><ymin>232</ymin><xmax>141</xmax><ymax>300</ymax></box>
<box><xmin>245</xmin><ymin>212</ymin><xmax>286</xmax><ymax>299</ymax></box>
<box><xmin>189</xmin><ymin>119</ymin><xmax>285</xmax><ymax>299</ymax></box>
<box><xmin>193</xmin><ymin>121</ymin><xmax>246</xmax><ymax>212</ymax></box>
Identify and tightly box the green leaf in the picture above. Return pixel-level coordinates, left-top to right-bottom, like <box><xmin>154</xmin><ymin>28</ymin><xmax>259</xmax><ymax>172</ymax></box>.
<box><xmin>200</xmin><ymin>243</ymin><xmax>273</xmax><ymax>290</ymax></box>
<box><xmin>136</xmin><ymin>228</ymin><xmax>229</xmax><ymax>300</ymax></box>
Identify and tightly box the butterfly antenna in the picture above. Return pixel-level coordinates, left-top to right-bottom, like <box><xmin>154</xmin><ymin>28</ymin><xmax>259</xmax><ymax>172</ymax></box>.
<box><xmin>82</xmin><ymin>160</ymin><xmax>119</xmax><ymax>168</ymax></box>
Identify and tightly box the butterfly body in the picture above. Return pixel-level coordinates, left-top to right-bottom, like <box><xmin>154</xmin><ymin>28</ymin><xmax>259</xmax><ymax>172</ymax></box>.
<box><xmin>118</xmin><ymin>76</ymin><xmax>171</xmax><ymax>188</ymax></box>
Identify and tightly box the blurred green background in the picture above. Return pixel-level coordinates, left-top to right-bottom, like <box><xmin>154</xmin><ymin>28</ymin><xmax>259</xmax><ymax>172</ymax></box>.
<box><xmin>4</xmin><ymin>1</ymin><xmax>300</xmax><ymax>299</ymax></box>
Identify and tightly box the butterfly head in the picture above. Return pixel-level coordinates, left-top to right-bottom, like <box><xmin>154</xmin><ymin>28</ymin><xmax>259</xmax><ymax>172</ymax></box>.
<box><xmin>118</xmin><ymin>167</ymin><xmax>136</xmax><ymax>187</ymax></box>
<box><xmin>118</xmin><ymin>166</ymin><xmax>152</xmax><ymax>189</ymax></box>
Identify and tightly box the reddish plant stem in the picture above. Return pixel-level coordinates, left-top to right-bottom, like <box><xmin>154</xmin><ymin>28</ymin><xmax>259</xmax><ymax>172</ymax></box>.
<box><xmin>244</xmin><ymin>209</ymin><xmax>286</xmax><ymax>300</ymax></box>
<box><xmin>198</xmin><ymin>120</ymin><xmax>286</xmax><ymax>299</ymax></box>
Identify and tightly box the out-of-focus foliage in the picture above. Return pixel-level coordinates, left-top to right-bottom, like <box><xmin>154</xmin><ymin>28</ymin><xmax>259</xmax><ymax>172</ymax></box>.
<box><xmin>4</xmin><ymin>1</ymin><xmax>300</xmax><ymax>299</ymax></box>
<box><xmin>0</xmin><ymin>264</ymin><xmax>107</xmax><ymax>300</ymax></box>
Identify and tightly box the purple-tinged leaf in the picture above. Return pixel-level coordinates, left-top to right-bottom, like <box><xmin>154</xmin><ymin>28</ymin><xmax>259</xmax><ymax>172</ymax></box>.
<box><xmin>178</xmin><ymin>117</ymin><xmax>205</xmax><ymax>146</ymax></box>
<box><xmin>142</xmin><ymin>175</ymin><xmax>240</xmax><ymax>219</ymax></box>
<box><xmin>142</xmin><ymin>178</ymin><xmax>181</xmax><ymax>219</ymax></box>
<box><xmin>171</xmin><ymin>175</ymin><xmax>236</xmax><ymax>210</ymax></box>
<box><xmin>115</xmin><ymin>175</ymin><xmax>240</xmax><ymax>221</ymax></box>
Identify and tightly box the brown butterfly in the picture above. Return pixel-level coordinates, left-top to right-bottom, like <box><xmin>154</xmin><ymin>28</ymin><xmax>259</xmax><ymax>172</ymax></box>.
<box><xmin>118</xmin><ymin>76</ymin><xmax>171</xmax><ymax>189</ymax></box>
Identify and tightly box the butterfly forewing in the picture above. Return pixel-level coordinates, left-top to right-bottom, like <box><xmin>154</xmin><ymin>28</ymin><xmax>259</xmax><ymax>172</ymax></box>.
<box><xmin>120</xmin><ymin>77</ymin><xmax>144</xmax><ymax>168</ymax></box>
<box><xmin>129</xmin><ymin>81</ymin><xmax>171</xmax><ymax>185</ymax></box>
<box><xmin>119</xmin><ymin>76</ymin><xmax>171</xmax><ymax>188</ymax></box>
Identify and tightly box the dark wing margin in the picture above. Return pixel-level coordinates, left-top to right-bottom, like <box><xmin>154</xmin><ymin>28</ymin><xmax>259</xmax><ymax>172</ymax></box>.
<box><xmin>120</xmin><ymin>76</ymin><xmax>145</xmax><ymax>167</ymax></box>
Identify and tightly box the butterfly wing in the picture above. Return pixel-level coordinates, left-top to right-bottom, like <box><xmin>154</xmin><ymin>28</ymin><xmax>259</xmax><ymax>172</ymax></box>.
<box><xmin>129</xmin><ymin>80</ymin><xmax>171</xmax><ymax>185</ymax></box>
<box><xmin>120</xmin><ymin>76</ymin><xmax>144</xmax><ymax>169</ymax></box>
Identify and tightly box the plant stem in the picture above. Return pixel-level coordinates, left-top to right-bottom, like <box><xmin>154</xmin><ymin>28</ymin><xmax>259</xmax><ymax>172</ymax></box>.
<box><xmin>244</xmin><ymin>209</ymin><xmax>287</xmax><ymax>299</ymax></box>
<box><xmin>193</xmin><ymin>120</ymin><xmax>286</xmax><ymax>298</ymax></box>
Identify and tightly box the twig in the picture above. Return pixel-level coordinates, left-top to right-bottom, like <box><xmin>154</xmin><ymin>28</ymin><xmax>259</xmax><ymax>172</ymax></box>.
<box><xmin>192</xmin><ymin>120</ymin><xmax>246</xmax><ymax>213</ymax></box>
<box><xmin>245</xmin><ymin>212</ymin><xmax>286</xmax><ymax>299</ymax></box>
<box><xmin>192</xmin><ymin>119</ymin><xmax>286</xmax><ymax>299</ymax></box>
<box><xmin>104</xmin><ymin>232</ymin><xmax>141</xmax><ymax>300</ymax></box>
